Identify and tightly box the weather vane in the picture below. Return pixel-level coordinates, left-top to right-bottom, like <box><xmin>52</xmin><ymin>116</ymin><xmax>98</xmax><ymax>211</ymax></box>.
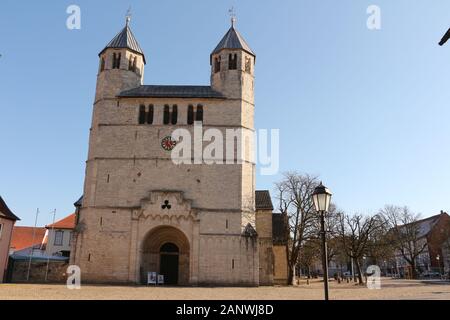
<box><xmin>229</xmin><ymin>6</ymin><xmax>236</xmax><ymax>27</ymax></box>
<box><xmin>126</xmin><ymin>6</ymin><xmax>132</xmax><ymax>26</ymax></box>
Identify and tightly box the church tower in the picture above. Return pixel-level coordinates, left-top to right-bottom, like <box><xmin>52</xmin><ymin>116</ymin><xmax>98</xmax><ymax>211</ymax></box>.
<box><xmin>95</xmin><ymin>17</ymin><xmax>146</xmax><ymax>102</ymax></box>
<box><xmin>210</xmin><ymin>18</ymin><xmax>255</xmax><ymax>104</ymax></box>
<box><xmin>71</xmin><ymin>16</ymin><xmax>269</xmax><ymax>287</ymax></box>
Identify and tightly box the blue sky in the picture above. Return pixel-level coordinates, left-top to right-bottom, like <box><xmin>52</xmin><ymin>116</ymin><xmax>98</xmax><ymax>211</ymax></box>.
<box><xmin>1</xmin><ymin>0</ymin><xmax>450</xmax><ymax>226</ymax></box>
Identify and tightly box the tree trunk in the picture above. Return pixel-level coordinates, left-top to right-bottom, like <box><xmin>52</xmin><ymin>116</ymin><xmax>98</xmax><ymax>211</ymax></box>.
<box><xmin>410</xmin><ymin>261</ymin><xmax>417</xmax><ymax>279</ymax></box>
<box><xmin>287</xmin><ymin>264</ymin><xmax>294</xmax><ymax>285</ymax></box>
<box><xmin>355</xmin><ymin>260</ymin><xmax>364</xmax><ymax>285</ymax></box>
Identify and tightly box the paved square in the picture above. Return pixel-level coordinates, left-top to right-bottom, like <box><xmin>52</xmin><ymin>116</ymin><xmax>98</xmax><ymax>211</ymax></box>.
<box><xmin>0</xmin><ymin>278</ymin><xmax>449</xmax><ymax>300</ymax></box>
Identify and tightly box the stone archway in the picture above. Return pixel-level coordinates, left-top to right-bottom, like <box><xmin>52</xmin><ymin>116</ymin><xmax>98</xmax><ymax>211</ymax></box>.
<box><xmin>141</xmin><ymin>226</ymin><xmax>190</xmax><ymax>285</ymax></box>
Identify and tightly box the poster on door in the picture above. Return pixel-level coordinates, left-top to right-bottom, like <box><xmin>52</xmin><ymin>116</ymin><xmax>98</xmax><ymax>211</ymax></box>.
<box><xmin>147</xmin><ymin>272</ymin><xmax>157</xmax><ymax>285</ymax></box>
<box><xmin>157</xmin><ymin>274</ymin><xmax>164</xmax><ymax>285</ymax></box>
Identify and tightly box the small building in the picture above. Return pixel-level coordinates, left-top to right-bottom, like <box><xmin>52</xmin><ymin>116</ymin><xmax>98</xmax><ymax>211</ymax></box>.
<box><xmin>0</xmin><ymin>196</ymin><xmax>20</xmax><ymax>282</ymax></box>
<box><xmin>43</xmin><ymin>213</ymin><xmax>76</xmax><ymax>258</ymax></box>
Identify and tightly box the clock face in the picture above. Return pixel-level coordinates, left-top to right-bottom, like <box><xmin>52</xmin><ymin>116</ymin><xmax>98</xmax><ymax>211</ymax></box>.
<box><xmin>161</xmin><ymin>136</ymin><xmax>177</xmax><ymax>151</ymax></box>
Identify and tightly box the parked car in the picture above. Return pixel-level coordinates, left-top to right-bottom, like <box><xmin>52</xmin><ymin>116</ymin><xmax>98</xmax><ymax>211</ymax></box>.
<box><xmin>420</xmin><ymin>271</ymin><xmax>441</xmax><ymax>278</ymax></box>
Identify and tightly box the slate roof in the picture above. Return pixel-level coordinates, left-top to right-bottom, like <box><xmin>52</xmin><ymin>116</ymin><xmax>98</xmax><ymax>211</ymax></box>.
<box><xmin>74</xmin><ymin>196</ymin><xmax>83</xmax><ymax>207</ymax></box>
<box><xmin>118</xmin><ymin>85</ymin><xmax>226</xmax><ymax>99</ymax></box>
<box><xmin>255</xmin><ymin>190</ymin><xmax>274</xmax><ymax>211</ymax></box>
<box><xmin>211</xmin><ymin>26</ymin><xmax>255</xmax><ymax>58</ymax></box>
<box><xmin>0</xmin><ymin>196</ymin><xmax>20</xmax><ymax>221</ymax></box>
<box><xmin>46</xmin><ymin>213</ymin><xmax>76</xmax><ymax>230</ymax></box>
<box><xmin>99</xmin><ymin>23</ymin><xmax>146</xmax><ymax>63</ymax></box>
<box><xmin>399</xmin><ymin>212</ymin><xmax>448</xmax><ymax>239</ymax></box>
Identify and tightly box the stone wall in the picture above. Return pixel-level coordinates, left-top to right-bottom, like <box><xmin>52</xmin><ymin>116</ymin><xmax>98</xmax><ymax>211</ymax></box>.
<box><xmin>8</xmin><ymin>259</ymin><xmax>68</xmax><ymax>283</ymax></box>
<box><xmin>273</xmin><ymin>245</ymin><xmax>288</xmax><ymax>285</ymax></box>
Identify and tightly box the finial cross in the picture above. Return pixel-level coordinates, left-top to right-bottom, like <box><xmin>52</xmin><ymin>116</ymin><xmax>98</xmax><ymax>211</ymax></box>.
<box><xmin>126</xmin><ymin>6</ymin><xmax>132</xmax><ymax>26</ymax></box>
<box><xmin>229</xmin><ymin>6</ymin><xmax>236</xmax><ymax>27</ymax></box>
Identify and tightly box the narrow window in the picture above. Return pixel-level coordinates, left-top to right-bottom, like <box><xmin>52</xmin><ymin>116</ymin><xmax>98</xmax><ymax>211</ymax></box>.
<box><xmin>147</xmin><ymin>104</ymin><xmax>154</xmax><ymax>124</ymax></box>
<box><xmin>138</xmin><ymin>105</ymin><xmax>146</xmax><ymax>124</ymax></box>
<box><xmin>214</xmin><ymin>56</ymin><xmax>221</xmax><ymax>73</ymax></box>
<box><xmin>229</xmin><ymin>53</ymin><xmax>237</xmax><ymax>70</ymax></box>
<box><xmin>112</xmin><ymin>53</ymin><xmax>117</xmax><ymax>69</ymax></box>
<box><xmin>116</xmin><ymin>53</ymin><xmax>121</xmax><ymax>69</ymax></box>
<box><xmin>100</xmin><ymin>217</ymin><xmax>103</xmax><ymax>226</ymax></box>
<box><xmin>88</xmin><ymin>253</ymin><xmax>91</xmax><ymax>262</ymax></box>
<box><xmin>163</xmin><ymin>105</ymin><xmax>170</xmax><ymax>125</ymax></box>
<box><xmin>196</xmin><ymin>104</ymin><xmax>203</xmax><ymax>122</ymax></box>
<box><xmin>226</xmin><ymin>219</ymin><xmax>229</xmax><ymax>229</ymax></box>
<box><xmin>245</xmin><ymin>56</ymin><xmax>251</xmax><ymax>73</ymax></box>
<box><xmin>187</xmin><ymin>105</ymin><xmax>194</xmax><ymax>125</ymax></box>
<box><xmin>107</xmin><ymin>174</ymin><xmax>110</xmax><ymax>183</ymax></box>
<box><xmin>128</xmin><ymin>55</ymin><xmax>133</xmax><ymax>71</ymax></box>
<box><xmin>100</xmin><ymin>57</ymin><xmax>105</xmax><ymax>72</ymax></box>
<box><xmin>54</xmin><ymin>230</ymin><xmax>64</xmax><ymax>246</ymax></box>
<box><xmin>232</xmin><ymin>259</ymin><xmax>235</xmax><ymax>269</ymax></box>
<box><xmin>133</xmin><ymin>57</ymin><xmax>137</xmax><ymax>73</ymax></box>
<box><xmin>171</xmin><ymin>105</ymin><xmax>178</xmax><ymax>125</ymax></box>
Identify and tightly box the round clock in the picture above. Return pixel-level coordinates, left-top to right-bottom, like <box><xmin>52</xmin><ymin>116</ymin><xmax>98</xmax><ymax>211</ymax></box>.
<box><xmin>161</xmin><ymin>136</ymin><xmax>177</xmax><ymax>151</ymax></box>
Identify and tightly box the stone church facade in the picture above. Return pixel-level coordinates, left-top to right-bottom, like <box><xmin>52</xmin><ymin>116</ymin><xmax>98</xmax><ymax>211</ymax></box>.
<box><xmin>71</xmin><ymin>18</ymin><xmax>286</xmax><ymax>286</ymax></box>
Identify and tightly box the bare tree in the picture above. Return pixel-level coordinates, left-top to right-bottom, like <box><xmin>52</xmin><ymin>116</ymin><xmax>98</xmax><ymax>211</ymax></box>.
<box><xmin>275</xmin><ymin>172</ymin><xmax>319</xmax><ymax>285</ymax></box>
<box><xmin>380</xmin><ymin>205</ymin><xmax>427</xmax><ymax>279</ymax></box>
<box><xmin>338</xmin><ymin>212</ymin><xmax>384</xmax><ymax>284</ymax></box>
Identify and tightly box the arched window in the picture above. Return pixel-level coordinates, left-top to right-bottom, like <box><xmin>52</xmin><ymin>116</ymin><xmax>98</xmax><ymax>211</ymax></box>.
<box><xmin>112</xmin><ymin>53</ymin><xmax>117</xmax><ymax>69</ymax></box>
<box><xmin>116</xmin><ymin>53</ymin><xmax>121</xmax><ymax>69</ymax></box>
<box><xmin>100</xmin><ymin>57</ymin><xmax>105</xmax><ymax>72</ymax></box>
<box><xmin>187</xmin><ymin>105</ymin><xmax>194</xmax><ymax>125</ymax></box>
<box><xmin>147</xmin><ymin>104</ymin><xmax>154</xmax><ymax>124</ymax></box>
<box><xmin>138</xmin><ymin>105</ymin><xmax>146</xmax><ymax>124</ymax></box>
<box><xmin>245</xmin><ymin>56</ymin><xmax>252</xmax><ymax>73</ymax></box>
<box><xmin>112</xmin><ymin>53</ymin><xmax>121</xmax><ymax>69</ymax></box>
<box><xmin>214</xmin><ymin>56</ymin><xmax>221</xmax><ymax>73</ymax></box>
<box><xmin>171</xmin><ymin>105</ymin><xmax>178</xmax><ymax>125</ymax></box>
<box><xmin>196</xmin><ymin>104</ymin><xmax>203</xmax><ymax>122</ymax></box>
<box><xmin>163</xmin><ymin>105</ymin><xmax>170</xmax><ymax>125</ymax></box>
<box><xmin>133</xmin><ymin>57</ymin><xmax>137</xmax><ymax>73</ymax></box>
<box><xmin>229</xmin><ymin>53</ymin><xmax>237</xmax><ymax>70</ymax></box>
<box><xmin>128</xmin><ymin>55</ymin><xmax>134</xmax><ymax>71</ymax></box>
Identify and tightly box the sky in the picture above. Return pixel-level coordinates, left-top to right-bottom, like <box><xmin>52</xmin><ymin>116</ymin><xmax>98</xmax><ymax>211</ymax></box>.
<box><xmin>1</xmin><ymin>0</ymin><xmax>450</xmax><ymax>226</ymax></box>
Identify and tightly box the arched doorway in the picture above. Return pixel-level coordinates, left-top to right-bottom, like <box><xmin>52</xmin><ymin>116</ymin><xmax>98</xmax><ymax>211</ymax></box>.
<box><xmin>159</xmin><ymin>243</ymin><xmax>179</xmax><ymax>285</ymax></box>
<box><xmin>141</xmin><ymin>226</ymin><xmax>190</xmax><ymax>285</ymax></box>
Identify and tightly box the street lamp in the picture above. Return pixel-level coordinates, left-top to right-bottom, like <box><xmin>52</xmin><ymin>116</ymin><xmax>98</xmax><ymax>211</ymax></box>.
<box><xmin>437</xmin><ymin>254</ymin><xmax>442</xmax><ymax>278</ymax></box>
<box><xmin>312</xmin><ymin>182</ymin><xmax>333</xmax><ymax>301</ymax></box>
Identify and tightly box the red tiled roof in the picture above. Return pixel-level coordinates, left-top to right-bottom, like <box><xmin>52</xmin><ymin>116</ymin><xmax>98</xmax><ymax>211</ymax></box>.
<box><xmin>45</xmin><ymin>213</ymin><xmax>76</xmax><ymax>230</ymax></box>
<box><xmin>10</xmin><ymin>226</ymin><xmax>46</xmax><ymax>251</ymax></box>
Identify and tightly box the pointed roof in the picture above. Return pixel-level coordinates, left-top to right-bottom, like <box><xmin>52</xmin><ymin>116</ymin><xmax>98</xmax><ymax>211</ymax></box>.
<box><xmin>0</xmin><ymin>196</ymin><xmax>20</xmax><ymax>221</ymax></box>
<box><xmin>99</xmin><ymin>22</ymin><xmax>146</xmax><ymax>63</ymax></box>
<box><xmin>211</xmin><ymin>25</ymin><xmax>255</xmax><ymax>60</ymax></box>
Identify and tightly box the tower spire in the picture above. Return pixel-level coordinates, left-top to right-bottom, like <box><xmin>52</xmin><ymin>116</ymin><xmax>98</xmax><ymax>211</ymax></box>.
<box><xmin>229</xmin><ymin>6</ymin><xmax>236</xmax><ymax>27</ymax></box>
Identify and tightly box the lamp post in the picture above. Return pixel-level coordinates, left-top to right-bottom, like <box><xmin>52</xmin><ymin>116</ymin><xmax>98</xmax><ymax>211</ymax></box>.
<box><xmin>312</xmin><ymin>182</ymin><xmax>333</xmax><ymax>301</ymax></box>
<box><xmin>437</xmin><ymin>254</ymin><xmax>442</xmax><ymax>278</ymax></box>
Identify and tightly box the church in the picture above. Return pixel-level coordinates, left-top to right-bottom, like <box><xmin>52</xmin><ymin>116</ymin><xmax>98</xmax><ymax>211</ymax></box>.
<box><xmin>70</xmin><ymin>16</ymin><xmax>288</xmax><ymax>286</ymax></box>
